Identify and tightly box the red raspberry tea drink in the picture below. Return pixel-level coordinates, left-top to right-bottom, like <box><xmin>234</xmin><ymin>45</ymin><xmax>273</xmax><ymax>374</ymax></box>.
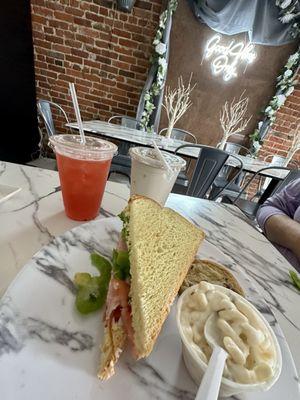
<box><xmin>49</xmin><ymin>135</ymin><xmax>117</xmax><ymax>221</ymax></box>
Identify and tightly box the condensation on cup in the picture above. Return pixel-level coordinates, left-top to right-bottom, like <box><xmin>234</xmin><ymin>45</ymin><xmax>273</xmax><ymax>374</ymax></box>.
<box><xmin>129</xmin><ymin>146</ymin><xmax>186</xmax><ymax>206</ymax></box>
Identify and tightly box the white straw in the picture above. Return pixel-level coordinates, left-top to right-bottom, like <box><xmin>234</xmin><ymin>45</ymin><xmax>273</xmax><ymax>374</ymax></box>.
<box><xmin>152</xmin><ymin>140</ymin><xmax>173</xmax><ymax>174</ymax></box>
<box><xmin>69</xmin><ymin>82</ymin><xmax>86</xmax><ymax>145</ymax></box>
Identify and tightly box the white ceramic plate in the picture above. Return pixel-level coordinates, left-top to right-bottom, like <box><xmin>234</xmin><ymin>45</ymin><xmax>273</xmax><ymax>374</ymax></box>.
<box><xmin>0</xmin><ymin>184</ymin><xmax>21</xmax><ymax>204</ymax></box>
<box><xmin>0</xmin><ymin>217</ymin><xmax>299</xmax><ymax>400</ymax></box>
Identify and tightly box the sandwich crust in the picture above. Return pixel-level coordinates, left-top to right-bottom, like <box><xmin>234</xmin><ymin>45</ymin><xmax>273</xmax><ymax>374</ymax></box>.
<box><xmin>98</xmin><ymin>320</ymin><xmax>126</xmax><ymax>380</ymax></box>
<box><xmin>127</xmin><ymin>196</ymin><xmax>205</xmax><ymax>358</ymax></box>
<box><xmin>180</xmin><ymin>258</ymin><xmax>244</xmax><ymax>296</ymax></box>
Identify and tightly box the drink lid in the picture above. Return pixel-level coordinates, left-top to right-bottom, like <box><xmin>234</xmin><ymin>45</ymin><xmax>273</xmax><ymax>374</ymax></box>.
<box><xmin>49</xmin><ymin>135</ymin><xmax>117</xmax><ymax>161</ymax></box>
<box><xmin>129</xmin><ymin>146</ymin><xmax>186</xmax><ymax>170</ymax></box>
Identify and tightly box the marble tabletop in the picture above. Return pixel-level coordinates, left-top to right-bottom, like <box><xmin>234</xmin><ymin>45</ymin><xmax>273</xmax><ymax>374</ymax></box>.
<box><xmin>0</xmin><ymin>160</ymin><xmax>299</xmax><ymax>381</ymax></box>
<box><xmin>67</xmin><ymin>120</ymin><xmax>289</xmax><ymax>180</ymax></box>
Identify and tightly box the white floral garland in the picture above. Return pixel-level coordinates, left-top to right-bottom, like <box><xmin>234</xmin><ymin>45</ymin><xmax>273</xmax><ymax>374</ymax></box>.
<box><xmin>139</xmin><ymin>0</ymin><xmax>178</xmax><ymax>132</ymax></box>
<box><xmin>264</xmin><ymin>52</ymin><xmax>299</xmax><ymax>121</ymax></box>
<box><xmin>250</xmin><ymin>1</ymin><xmax>300</xmax><ymax>156</ymax></box>
<box><xmin>276</xmin><ymin>0</ymin><xmax>300</xmax><ymax>37</ymax></box>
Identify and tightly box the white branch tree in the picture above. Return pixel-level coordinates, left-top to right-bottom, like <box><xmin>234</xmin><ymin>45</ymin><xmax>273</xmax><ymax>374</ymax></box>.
<box><xmin>218</xmin><ymin>91</ymin><xmax>252</xmax><ymax>150</ymax></box>
<box><xmin>163</xmin><ymin>74</ymin><xmax>196</xmax><ymax>139</ymax></box>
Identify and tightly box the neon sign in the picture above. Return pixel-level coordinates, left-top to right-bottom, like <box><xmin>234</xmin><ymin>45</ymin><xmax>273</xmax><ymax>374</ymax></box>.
<box><xmin>203</xmin><ymin>34</ymin><xmax>256</xmax><ymax>82</ymax></box>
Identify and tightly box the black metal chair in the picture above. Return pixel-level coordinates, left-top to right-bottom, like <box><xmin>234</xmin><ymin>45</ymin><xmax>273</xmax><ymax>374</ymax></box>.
<box><xmin>37</xmin><ymin>99</ymin><xmax>72</xmax><ymax>137</ymax></box>
<box><xmin>27</xmin><ymin>99</ymin><xmax>73</xmax><ymax>170</ymax></box>
<box><xmin>221</xmin><ymin>166</ymin><xmax>298</xmax><ymax>220</ymax></box>
<box><xmin>270</xmin><ymin>168</ymin><xmax>300</xmax><ymax>194</ymax></box>
<box><xmin>209</xmin><ymin>142</ymin><xmax>251</xmax><ymax>199</ymax></box>
<box><xmin>108</xmin><ymin>115</ymin><xmax>143</xmax><ymax>131</ymax></box>
<box><xmin>108</xmin><ymin>115</ymin><xmax>142</xmax><ymax>181</ymax></box>
<box><xmin>159</xmin><ymin>128</ymin><xmax>197</xmax><ymax>143</ymax></box>
<box><xmin>109</xmin><ymin>154</ymin><xmax>132</xmax><ymax>182</ymax></box>
<box><xmin>222</xmin><ymin>142</ymin><xmax>250</xmax><ymax>155</ymax></box>
<box><xmin>254</xmin><ymin>154</ymin><xmax>299</xmax><ymax>198</ymax></box>
<box><xmin>173</xmin><ymin>144</ymin><xmax>244</xmax><ymax>199</ymax></box>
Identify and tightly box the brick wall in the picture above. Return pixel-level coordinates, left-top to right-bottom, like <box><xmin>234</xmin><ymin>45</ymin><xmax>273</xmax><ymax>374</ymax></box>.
<box><xmin>31</xmin><ymin>0</ymin><xmax>163</xmax><ymax>134</ymax></box>
<box><xmin>258</xmin><ymin>72</ymin><xmax>300</xmax><ymax>165</ymax></box>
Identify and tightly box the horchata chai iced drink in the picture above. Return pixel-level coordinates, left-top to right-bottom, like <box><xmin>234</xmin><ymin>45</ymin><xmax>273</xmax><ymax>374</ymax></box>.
<box><xmin>129</xmin><ymin>146</ymin><xmax>186</xmax><ymax>206</ymax></box>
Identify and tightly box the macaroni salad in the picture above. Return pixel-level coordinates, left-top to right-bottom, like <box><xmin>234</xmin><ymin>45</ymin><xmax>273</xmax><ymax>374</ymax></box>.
<box><xmin>180</xmin><ymin>282</ymin><xmax>276</xmax><ymax>384</ymax></box>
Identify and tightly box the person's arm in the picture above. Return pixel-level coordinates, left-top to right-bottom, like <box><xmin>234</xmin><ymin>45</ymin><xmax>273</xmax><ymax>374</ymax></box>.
<box><xmin>264</xmin><ymin>214</ymin><xmax>300</xmax><ymax>259</ymax></box>
<box><xmin>257</xmin><ymin>179</ymin><xmax>300</xmax><ymax>257</ymax></box>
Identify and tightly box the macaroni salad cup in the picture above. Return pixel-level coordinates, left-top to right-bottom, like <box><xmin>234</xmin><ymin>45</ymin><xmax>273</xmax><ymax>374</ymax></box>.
<box><xmin>176</xmin><ymin>283</ymin><xmax>282</xmax><ymax>397</ymax></box>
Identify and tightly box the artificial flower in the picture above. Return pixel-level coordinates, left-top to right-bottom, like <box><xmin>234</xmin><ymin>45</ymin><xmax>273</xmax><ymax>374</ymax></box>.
<box><xmin>155</xmin><ymin>42</ymin><xmax>167</xmax><ymax>55</ymax></box>
<box><xmin>253</xmin><ymin>141</ymin><xmax>261</xmax><ymax>150</ymax></box>
<box><xmin>280</xmin><ymin>0</ymin><xmax>292</xmax><ymax>9</ymax></box>
<box><xmin>284</xmin><ymin>69</ymin><xmax>293</xmax><ymax>78</ymax></box>
<box><xmin>285</xmin><ymin>86</ymin><xmax>295</xmax><ymax>96</ymax></box>
<box><xmin>276</xmin><ymin>94</ymin><xmax>287</xmax><ymax>106</ymax></box>
<box><xmin>158</xmin><ymin>56</ymin><xmax>167</xmax><ymax>70</ymax></box>
<box><xmin>280</xmin><ymin>13</ymin><xmax>295</xmax><ymax>23</ymax></box>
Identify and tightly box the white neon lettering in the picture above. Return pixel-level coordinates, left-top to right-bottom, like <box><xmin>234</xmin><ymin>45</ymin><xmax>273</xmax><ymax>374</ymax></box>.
<box><xmin>203</xmin><ymin>34</ymin><xmax>256</xmax><ymax>81</ymax></box>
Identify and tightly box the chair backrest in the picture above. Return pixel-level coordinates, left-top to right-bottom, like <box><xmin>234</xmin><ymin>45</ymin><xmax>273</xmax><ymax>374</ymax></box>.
<box><xmin>232</xmin><ymin>166</ymin><xmax>292</xmax><ymax>204</ymax></box>
<box><xmin>159</xmin><ymin>128</ymin><xmax>197</xmax><ymax>143</ymax></box>
<box><xmin>175</xmin><ymin>144</ymin><xmax>243</xmax><ymax>198</ymax></box>
<box><xmin>108</xmin><ymin>115</ymin><xmax>142</xmax><ymax>130</ymax></box>
<box><xmin>272</xmin><ymin>169</ymin><xmax>300</xmax><ymax>195</ymax></box>
<box><xmin>264</xmin><ymin>154</ymin><xmax>287</xmax><ymax>166</ymax></box>
<box><xmin>224</xmin><ymin>142</ymin><xmax>250</xmax><ymax>156</ymax></box>
<box><xmin>264</xmin><ymin>153</ymin><xmax>299</xmax><ymax>169</ymax></box>
<box><xmin>260</xmin><ymin>155</ymin><xmax>289</xmax><ymax>191</ymax></box>
<box><xmin>218</xmin><ymin>142</ymin><xmax>249</xmax><ymax>180</ymax></box>
<box><xmin>37</xmin><ymin>99</ymin><xmax>70</xmax><ymax>137</ymax></box>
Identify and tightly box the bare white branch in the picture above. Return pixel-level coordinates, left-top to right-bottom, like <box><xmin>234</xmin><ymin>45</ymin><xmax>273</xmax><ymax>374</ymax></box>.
<box><xmin>162</xmin><ymin>73</ymin><xmax>196</xmax><ymax>138</ymax></box>
<box><xmin>218</xmin><ymin>91</ymin><xmax>252</xmax><ymax>149</ymax></box>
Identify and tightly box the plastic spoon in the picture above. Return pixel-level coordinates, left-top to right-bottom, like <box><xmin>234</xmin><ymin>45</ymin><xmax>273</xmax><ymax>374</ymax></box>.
<box><xmin>195</xmin><ymin>313</ymin><xmax>228</xmax><ymax>400</ymax></box>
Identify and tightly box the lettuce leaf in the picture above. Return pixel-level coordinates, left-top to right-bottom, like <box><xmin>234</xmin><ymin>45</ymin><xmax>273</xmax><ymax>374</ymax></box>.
<box><xmin>112</xmin><ymin>249</ymin><xmax>130</xmax><ymax>280</ymax></box>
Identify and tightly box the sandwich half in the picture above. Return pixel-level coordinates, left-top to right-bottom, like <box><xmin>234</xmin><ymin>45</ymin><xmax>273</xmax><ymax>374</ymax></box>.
<box><xmin>98</xmin><ymin>195</ymin><xmax>205</xmax><ymax>379</ymax></box>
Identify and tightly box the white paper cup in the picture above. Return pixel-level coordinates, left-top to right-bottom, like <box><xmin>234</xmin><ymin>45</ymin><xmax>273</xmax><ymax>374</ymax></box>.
<box><xmin>176</xmin><ymin>284</ymin><xmax>282</xmax><ymax>397</ymax></box>
<box><xmin>129</xmin><ymin>146</ymin><xmax>186</xmax><ymax>206</ymax></box>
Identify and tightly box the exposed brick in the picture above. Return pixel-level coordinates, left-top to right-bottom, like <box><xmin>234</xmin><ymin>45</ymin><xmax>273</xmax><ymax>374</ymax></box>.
<box><xmin>32</xmin><ymin>0</ymin><xmax>163</xmax><ymax>131</ymax></box>
<box><xmin>65</xmin><ymin>54</ymin><xmax>82</xmax><ymax>64</ymax></box>
<box><xmin>54</xmin><ymin>11</ymin><xmax>74</xmax><ymax>23</ymax></box>
<box><xmin>49</xmin><ymin>19</ymin><xmax>70</xmax><ymax>30</ymax></box>
<box><xmin>258</xmin><ymin>72</ymin><xmax>300</xmax><ymax>175</ymax></box>
<box><xmin>65</xmin><ymin>6</ymin><xmax>84</xmax><ymax>16</ymax></box>
<box><xmin>119</xmin><ymin>69</ymin><xmax>135</xmax><ymax>78</ymax></box>
<box><xmin>119</xmin><ymin>38</ymin><xmax>139</xmax><ymax>48</ymax></box>
<box><xmin>135</xmin><ymin>1</ymin><xmax>152</xmax><ymax>11</ymax></box>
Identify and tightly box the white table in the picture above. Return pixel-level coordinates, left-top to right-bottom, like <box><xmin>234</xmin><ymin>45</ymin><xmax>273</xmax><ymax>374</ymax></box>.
<box><xmin>67</xmin><ymin>120</ymin><xmax>290</xmax><ymax>181</ymax></box>
<box><xmin>0</xmin><ymin>161</ymin><xmax>299</xmax><ymax>378</ymax></box>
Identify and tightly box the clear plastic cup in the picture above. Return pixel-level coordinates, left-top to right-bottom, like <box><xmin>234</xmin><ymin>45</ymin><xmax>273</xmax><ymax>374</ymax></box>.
<box><xmin>129</xmin><ymin>146</ymin><xmax>186</xmax><ymax>206</ymax></box>
<box><xmin>49</xmin><ymin>135</ymin><xmax>117</xmax><ymax>221</ymax></box>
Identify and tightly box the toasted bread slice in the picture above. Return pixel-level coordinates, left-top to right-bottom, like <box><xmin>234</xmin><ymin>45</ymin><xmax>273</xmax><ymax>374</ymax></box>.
<box><xmin>127</xmin><ymin>196</ymin><xmax>205</xmax><ymax>358</ymax></box>
<box><xmin>98</xmin><ymin>320</ymin><xmax>126</xmax><ymax>380</ymax></box>
<box><xmin>180</xmin><ymin>258</ymin><xmax>244</xmax><ymax>296</ymax></box>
